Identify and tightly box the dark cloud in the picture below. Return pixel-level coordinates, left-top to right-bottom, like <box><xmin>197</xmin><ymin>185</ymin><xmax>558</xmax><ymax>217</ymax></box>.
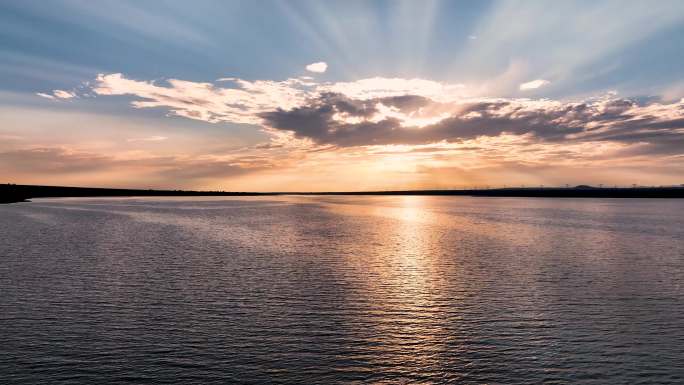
<box><xmin>259</xmin><ymin>93</ymin><xmax>684</xmax><ymax>154</ymax></box>
<box><xmin>378</xmin><ymin>94</ymin><xmax>432</xmax><ymax>111</ymax></box>
<box><xmin>253</xmin><ymin>143</ymin><xmax>284</xmax><ymax>149</ymax></box>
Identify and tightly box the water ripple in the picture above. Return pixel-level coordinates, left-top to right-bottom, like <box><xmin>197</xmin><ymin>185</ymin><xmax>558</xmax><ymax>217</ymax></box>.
<box><xmin>1</xmin><ymin>196</ymin><xmax>683</xmax><ymax>384</ymax></box>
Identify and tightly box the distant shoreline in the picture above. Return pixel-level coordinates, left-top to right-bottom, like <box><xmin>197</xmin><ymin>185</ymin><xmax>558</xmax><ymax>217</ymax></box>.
<box><xmin>3</xmin><ymin>184</ymin><xmax>684</xmax><ymax>204</ymax></box>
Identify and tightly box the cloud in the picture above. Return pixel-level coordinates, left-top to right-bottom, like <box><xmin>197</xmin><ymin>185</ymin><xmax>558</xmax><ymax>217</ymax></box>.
<box><xmin>56</xmin><ymin>73</ymin><xmax>684</xmax><ymax>156</ymax></box>
<box><xmin>36</xmin><ymin>92</ymin><xmax>56</xmax><ymax>100</ymax></box>
<box><xmin>126</xmin><ymin>136</ymin><xmax>168</xmax><ymax>142</ymax></box>
<box><xmin>86</xmin><ymin>73</ymin><xmax>467</xmax><ymax>125</ymax></box>
<box><xmin>318</xmin><ymin>77</ymin><xmax>466</xmax><ymax>101</ymax></box>
<box><xmin>53</xmin><ymin>90</ymin><xmax>76</xmax><ymax>99</ymax></box>
<box><xmin>93</xmin><ymin>73</ymin><xmax>314</xmax><ymax>124</ymax></box>
<box><xmin>36</xmin><ymin>89</ymin><xmax>76</xmax><ymax>100</ymax></box>
<box><xmin>519</xmin><ymin>79</ymin><xmax>550</xmax><ymax>91</ymax></box>
<box><xmin>261</xmin><ymin>93</ymin><xmax>684</xmax><ymax>151</ymax></box>
<box><xmin>305</xmin><ymin>61</ymin><xmax>328</xmax><ymax>73</ymax></box>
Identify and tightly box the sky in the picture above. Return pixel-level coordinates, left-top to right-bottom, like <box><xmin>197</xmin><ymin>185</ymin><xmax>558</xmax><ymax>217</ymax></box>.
<box><xmin>1</xmin><ymin>0</ymin><xmax>684</xmax><ymax>191</ymax></box>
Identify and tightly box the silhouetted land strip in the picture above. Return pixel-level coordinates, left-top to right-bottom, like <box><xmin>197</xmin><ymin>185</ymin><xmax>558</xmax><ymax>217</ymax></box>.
<box><xmin>0</xmin><ymin>184</ymin><xmax>278</xmax><ymax>204</ymax></box>
<box><xmin>3</xmin><ymin>184</ymin><xmax>684</xmax><ymax>204</ymax></box>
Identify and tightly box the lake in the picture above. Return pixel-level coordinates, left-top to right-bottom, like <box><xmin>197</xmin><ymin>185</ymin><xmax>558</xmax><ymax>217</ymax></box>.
<box><xmin>1</xmin><ymin>196</ymin><xmax>683</xmax><ymax>384</ymax></box>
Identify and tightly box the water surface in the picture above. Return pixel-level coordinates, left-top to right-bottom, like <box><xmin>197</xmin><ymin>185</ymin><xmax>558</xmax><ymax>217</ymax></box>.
<box><xmin>1</xmin><ymin>196</ymin><xmax>683</xmax><ymax>383</ymax></box>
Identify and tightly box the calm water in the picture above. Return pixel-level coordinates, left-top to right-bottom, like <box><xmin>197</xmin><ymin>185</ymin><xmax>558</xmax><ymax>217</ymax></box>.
<box><xmin>1</xmin><ymin>196</ymin><xmax>683</xmax><ymax>384</ymax></box>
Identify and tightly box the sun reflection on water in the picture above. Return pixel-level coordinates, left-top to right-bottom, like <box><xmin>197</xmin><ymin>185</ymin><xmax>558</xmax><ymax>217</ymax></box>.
<box><xmin>332</xmin><ymin>196</ymin><xmax>458</xmax><ymax>374</ymax></box>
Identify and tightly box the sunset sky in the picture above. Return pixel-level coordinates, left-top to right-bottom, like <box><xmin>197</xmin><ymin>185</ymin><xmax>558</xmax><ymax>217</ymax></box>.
<box><xmin>2</xmin><ymin>0</ymin><xmax>684</xmax><ymax>191</ymax></box>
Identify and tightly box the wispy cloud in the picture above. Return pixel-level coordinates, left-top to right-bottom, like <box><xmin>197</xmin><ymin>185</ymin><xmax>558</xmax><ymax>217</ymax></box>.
<box><xmin>0</xmin><ymin>147</ymin><xmax>275</xmax><ymax>188</ymax></box>
<box><xmin>36</xmin><ymin>89</ymin><xmax>76</xmax><ymax>100</ymax></box>
<box><xmin>519</xmin><ymin>79</ymin><xmax>550</xmax><ymax>91</ymax></box>
<box><xmin>126</xmin><ymin>136</ymin><xmax>168</xmax><ymax>142</ymax></box>
<box><xmin>93</xmin><ymin>73</ymin><xmax>314</xmax><ymax>124</ymax></box>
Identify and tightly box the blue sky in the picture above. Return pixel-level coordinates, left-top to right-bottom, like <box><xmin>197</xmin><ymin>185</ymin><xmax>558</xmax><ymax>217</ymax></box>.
<box><xmin>1</xmin><ymin>1</ymin><xmax>484</xmax><ymax>88</ymax></box>
<box><xmin>4</xmin><ymin>0</ymin><xmax>683</xmax><ymax>97</ymax></box>
<box><xmin>2</xmin><ymin>1</ymin><xmax>684</xmax><ymax>190</ymax></box>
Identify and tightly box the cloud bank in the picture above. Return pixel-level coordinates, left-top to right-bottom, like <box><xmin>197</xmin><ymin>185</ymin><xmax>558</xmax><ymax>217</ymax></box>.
<box><xmin>51</xmin><ymin>73</ymin><xmax>684</xmax><ymax>158</ymax></box>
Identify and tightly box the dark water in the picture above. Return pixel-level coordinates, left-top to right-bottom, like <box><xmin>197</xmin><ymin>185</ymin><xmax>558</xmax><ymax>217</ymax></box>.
<box><xmin>1</xmin><ymin>196</ymin><xmax>683</xmax><ymax>384</ymax></box>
